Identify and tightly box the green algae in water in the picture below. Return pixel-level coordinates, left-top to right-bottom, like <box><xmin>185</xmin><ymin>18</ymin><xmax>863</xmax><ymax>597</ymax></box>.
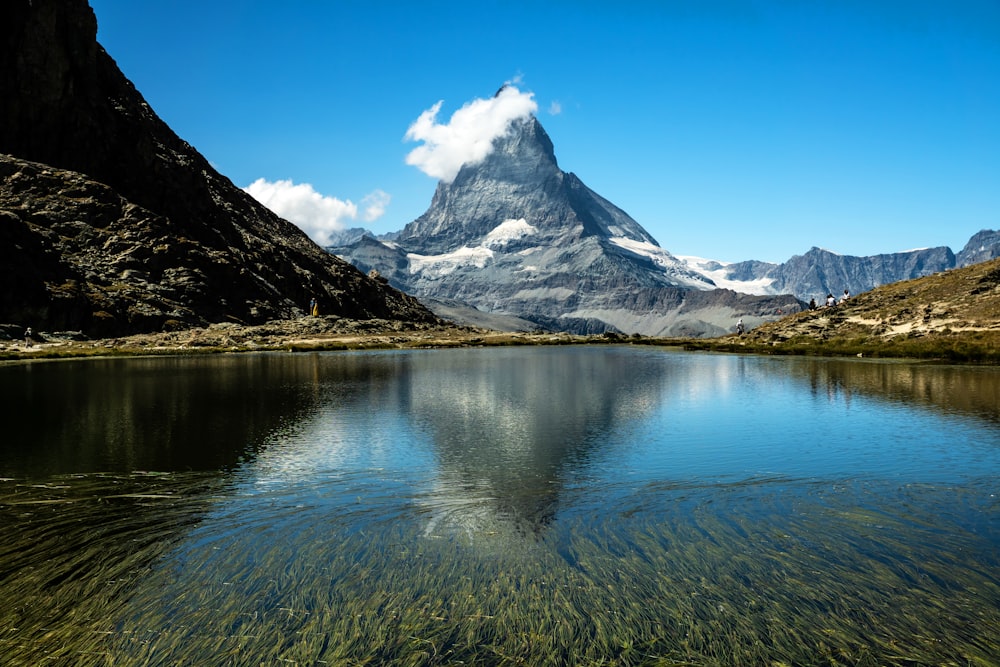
<box><xmin>3</xmin><ymin>349</ymin><xmax>1000</xmax><ymax>665</ymax></box>
<box><xmin>1</xmin><ymin>475</ymin><xmax>997</xmax><ymax>666</ymax></box>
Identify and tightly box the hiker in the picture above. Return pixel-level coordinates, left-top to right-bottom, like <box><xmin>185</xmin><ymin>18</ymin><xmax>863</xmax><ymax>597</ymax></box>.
<box><xmin>309</xmin><ymin>297</ymin><xmax>319</xmax><ymax>317</ymax></box>
<box><xmin>842</xmin><ymin>289</ymin><xmax>850</xmax><ymax>301</ymax></box>
<box><xmin>24</xmin><ymin>327</ymin><xmax>32</xmax><ymax>347</ymax></box>
<box><xmin>826</xmin><ymin>294</ymin><xmax>836</xmax><ymax>308</ymax></box>
<box><xmin>736</xmin><ymin>318</ymin><xmax>745</xmax><ymax>336</ymax></box>
<box><xmin>809</xmin><ymin>297</ymin><xmax>817</xmax><ymax>310</ymax></box>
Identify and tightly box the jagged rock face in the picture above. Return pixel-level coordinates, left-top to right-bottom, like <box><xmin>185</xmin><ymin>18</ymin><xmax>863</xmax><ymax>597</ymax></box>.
<box><xmin>722</xmin><ymin>246</ymin><xmax>956</xmax><ymax>302</ymax></box>
<box><xmin>334</xmin><ymin>115</ymin><xmax>801</xmax><ymax>337</ymax></box>
<box><xmin>0</xmin><ymin>155</ymin><xmax>434</xmax><ymax>336</ymax></box>
<box><xmin>721</xmin><ymin>259</ymin><xmax>778</xmax><ymax>282</ymax></box>
<box><xmin>0</xmin><ymin>0</ymin><xmax>436</xmax><ymax>336</ymax></box>
<box><xmin>957</xmin><ymin>230</ymin><xmax>1000</xmax><ymax>267</ymax></box>
<box><xmin>398</xmin><ymin>116</ymin><xmax>660</xmax><ymax>254</ymax></box>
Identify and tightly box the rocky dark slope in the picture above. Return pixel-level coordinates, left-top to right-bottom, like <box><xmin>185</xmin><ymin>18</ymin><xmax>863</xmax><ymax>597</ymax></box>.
<box><xmin>0</xmin><ymin>0</ymin><xmax>436</xmax><ymax>336</ymax></box>
<box><xmin>0</xmin><ymin>155</ymin><xmax>434</xmax><ymax>336</ymax></box>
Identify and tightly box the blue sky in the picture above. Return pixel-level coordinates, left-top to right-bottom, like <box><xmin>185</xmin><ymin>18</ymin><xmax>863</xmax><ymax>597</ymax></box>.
<box><xmin>89</xmin><ymin>0</ymin><xmax>1000</xmax><ymax>263</ymax></box>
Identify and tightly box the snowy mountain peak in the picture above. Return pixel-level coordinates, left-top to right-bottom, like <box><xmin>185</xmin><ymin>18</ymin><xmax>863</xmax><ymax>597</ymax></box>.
<box><xmin>332</xmin><ymin>112</ymin><xmax>800</xmax><ymax>336</ymax></box>
<box><xmin>396</xmin><ymin>114</ymin><xmax>658</xmax><ymax>255</ymax></box>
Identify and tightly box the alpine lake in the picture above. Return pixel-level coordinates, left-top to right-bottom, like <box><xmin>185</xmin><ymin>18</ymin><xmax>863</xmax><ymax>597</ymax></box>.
<box><xmin>1</xmin><ymin>346</ymin><xmax>998</xmax><ymax>666</ymax></box>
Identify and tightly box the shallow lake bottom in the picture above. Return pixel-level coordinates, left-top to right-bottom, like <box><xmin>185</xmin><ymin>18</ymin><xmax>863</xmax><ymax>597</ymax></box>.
<box><xmin>1</xmin><ymin>347</ymin><xmax>998</xmax><ymax>665</ymax></box>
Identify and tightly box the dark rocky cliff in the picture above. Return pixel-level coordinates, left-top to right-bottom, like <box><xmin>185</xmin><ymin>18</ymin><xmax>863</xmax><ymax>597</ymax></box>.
<box><xmin>0</xmin><ymin>0</ymin><xmax>435</xmax><ymax>336</ymax></box>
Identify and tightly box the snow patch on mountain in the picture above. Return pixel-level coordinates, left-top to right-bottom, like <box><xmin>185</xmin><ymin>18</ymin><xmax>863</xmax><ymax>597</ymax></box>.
<box><xmin>485</xmin><ymin>218</ymin><xmax>536</xmax><ymax>248</ymax></box>
<box><xmin>408</xmin><ymin>246</ymin><xmax>494</xmax><ymax>277</ymax></box>
<box><xmin>678</xmin><ymin>256</ymin><xmax>777</xmax><ymax>295</ymax></box>
<box><xmin>407</xmin><ymin>219</ymin><xmax>539</xmax><ymax>278</ymax></box>
<box><xmin>609</xmin><ymin>238</ymin><xmax>716</xmax><ymax>289</ymax></box>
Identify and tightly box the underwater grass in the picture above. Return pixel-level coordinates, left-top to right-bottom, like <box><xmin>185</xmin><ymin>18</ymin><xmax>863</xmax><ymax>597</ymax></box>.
<box><xmin>1</xmin><ymin>475</ymin><xmax>997</xmax><ymax>666</ymax></box>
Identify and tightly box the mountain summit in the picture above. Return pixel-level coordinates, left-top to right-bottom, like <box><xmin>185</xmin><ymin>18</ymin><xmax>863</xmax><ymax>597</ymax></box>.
<box><xmin>334</xmin><ymin>113</ymin><xmax>800</xmax><ymax>336</ymax></box>
<box><xmin>398</xmin><ymin>115</ymin><xmax>659</xmax><ymax>254</ymax></box>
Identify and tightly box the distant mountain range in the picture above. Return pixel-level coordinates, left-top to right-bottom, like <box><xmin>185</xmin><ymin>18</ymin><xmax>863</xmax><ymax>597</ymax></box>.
<box><xmin>683</xmin><ymin>246</ymin><xmax>944</xmax><ymax>302</ymax></box>
<box><xmin>330</xmin><ymin>108</ymin><xmax>999</xmax><ymax>336</ymax></box>
<box><xmin>679</xmin><ymin>231</ymin><xmax>1000</xmax><ymax>303</ymax></box>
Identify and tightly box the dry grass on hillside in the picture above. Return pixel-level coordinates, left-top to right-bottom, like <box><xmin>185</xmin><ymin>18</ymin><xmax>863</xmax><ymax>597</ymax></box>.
<box><xmin>0</xmin><ymin>319</ymin><xmax>634</xmax><ymax>362</ymax></box>
<box><xmin>693</xmin><ymin>258</ymin><xmax>1000</xmax><ymax>362</ymax></box>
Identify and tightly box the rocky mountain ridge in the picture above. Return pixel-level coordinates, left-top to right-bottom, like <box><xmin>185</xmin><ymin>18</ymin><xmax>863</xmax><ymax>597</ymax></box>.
<box><xmin>331</xmin><ymin>97</ymin><xmax>997</xmax><ymax>336</ymax></box>
<box><xmin>332</xmin><ymin>114</ymin><xmax>802</xmax><ymax>337</ymax></box>
<box><xmin>957</xmin><ymin>229</ymin><xmax>1000</xmax><ymax>267</ymax></box>
<box><xmin>0</xmin><ymin>0</ymin><xmax>436</xmax><ymax>337</ymax></box>
<box><xmin>682</xmin><ymin>236</ymin><xmax>1000</xmax><ymax>304</ymax></box>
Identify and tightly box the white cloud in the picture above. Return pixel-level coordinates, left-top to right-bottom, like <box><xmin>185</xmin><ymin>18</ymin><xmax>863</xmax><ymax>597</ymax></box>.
<box><xmin>404</xmin><ymin>85</ymin><xmax>538</xmax><ymax>183</ymax></box>
<box><xmin>244</xmin><ymin>178</ymin><xmax>388</xmax><ymax>246</ymax></box>
<box><xmin>361</xmin><ymin>189</ymin><xmax>391</xmax><ymax>222</ymax></box>
<box><xmin>548</xmin><ymin>101</ymin><xmax>563</xmax><ymax>115</ymax></box>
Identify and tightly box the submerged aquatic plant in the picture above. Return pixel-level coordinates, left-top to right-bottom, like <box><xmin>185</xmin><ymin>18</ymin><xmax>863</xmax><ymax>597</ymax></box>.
<box><xmin>1</xmin><ymin>474</ymin><xmax>997</xmax><ymax>666</ymax></box>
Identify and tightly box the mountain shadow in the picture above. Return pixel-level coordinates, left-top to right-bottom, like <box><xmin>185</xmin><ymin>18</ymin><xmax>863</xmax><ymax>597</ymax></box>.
<box><xmin>0</xmin><ymin>0</ymin><xmax>436</xmax><ymax>336</ymax></box>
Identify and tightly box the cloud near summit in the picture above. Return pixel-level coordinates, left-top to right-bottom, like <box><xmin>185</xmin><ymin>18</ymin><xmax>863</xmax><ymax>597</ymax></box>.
<box><xmin>404</xmin><ymin>85</ymin><xmax>538</xmax><ymax>183</ymax></box>
<box><xmin>244</xmin><ymin>179</ymin><xmax>388</xmax><ymax>246</ymax></box>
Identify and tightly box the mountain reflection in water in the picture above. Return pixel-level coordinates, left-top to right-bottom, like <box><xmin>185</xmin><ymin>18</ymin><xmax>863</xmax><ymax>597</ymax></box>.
<box><xmin>235</xmin><ymin>347</ymin><xmax>671</xmax><ymax>538</ymax></box>
<box><xmin>1</xmin><ymin>348</ymin><xmax>999</xmax><ymax>665</ymax></box>
<box><xmin>784</xmin><ymin>357</ymin><xmax>1000</xmax><ymax>424</ymax></box>
<box><xmin>0</xmin><ymin>354</ymin><xmax>324</xmax><ymax>475</ymax></box>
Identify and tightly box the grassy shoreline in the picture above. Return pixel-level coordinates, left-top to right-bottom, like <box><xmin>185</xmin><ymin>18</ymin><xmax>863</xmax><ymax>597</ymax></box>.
<box><xmin>4</xmin><ymin>322</ymin><xmax>999</xmax><ymax>364</ymax></box>
<box><xmin>0</xmin><ymin>324</ymin><xmax>682</xmax><ymax>363</ymax></box>
<box><xmin>685</xmin><ymin>331</ymin><xmax>1000</xmax><ymax>363</ymax></box>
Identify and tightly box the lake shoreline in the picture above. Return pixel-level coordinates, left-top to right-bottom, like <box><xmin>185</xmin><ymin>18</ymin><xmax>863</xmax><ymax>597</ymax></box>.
<box><xmin>0</xmin><ymin>317</ymin><xmax>677</xmax><ymax>362</ymax></box>
<box><xmin>3</xmin><ymin>316</ymin><xmax>997</xmax><ymax>364</ymax></box>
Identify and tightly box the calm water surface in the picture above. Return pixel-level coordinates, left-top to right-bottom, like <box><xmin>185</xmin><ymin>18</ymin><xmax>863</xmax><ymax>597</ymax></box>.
<box><xmin>1</xmin><ymin>347</ymin><xmax>998</xmax><ymax>665</ymax></box>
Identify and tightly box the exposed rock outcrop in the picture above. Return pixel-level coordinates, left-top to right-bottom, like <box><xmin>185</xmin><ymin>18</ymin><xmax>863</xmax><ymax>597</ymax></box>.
<box><xmin>333</xmin><ymin>114</ymin><xmax>802</xmax><ymax>337</ymax></box>
<box><xmin>0</xmin><ymin>155</ymin><xmax>435</xmax><ymax>335</ymax></box>
<box><xmin>716</xmin><ymin>246</ymin><xmax>957</xmax><ymax>303</ymax></box>
<box><xmin>957</xmin><ymin>229</ymin><xmax>1000</xmax><ymax>267</ymax></box>
<box><xmin>0</xmin><ymin>0</ymin><xmax>436</xmax><ymax>336</ymax></box>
